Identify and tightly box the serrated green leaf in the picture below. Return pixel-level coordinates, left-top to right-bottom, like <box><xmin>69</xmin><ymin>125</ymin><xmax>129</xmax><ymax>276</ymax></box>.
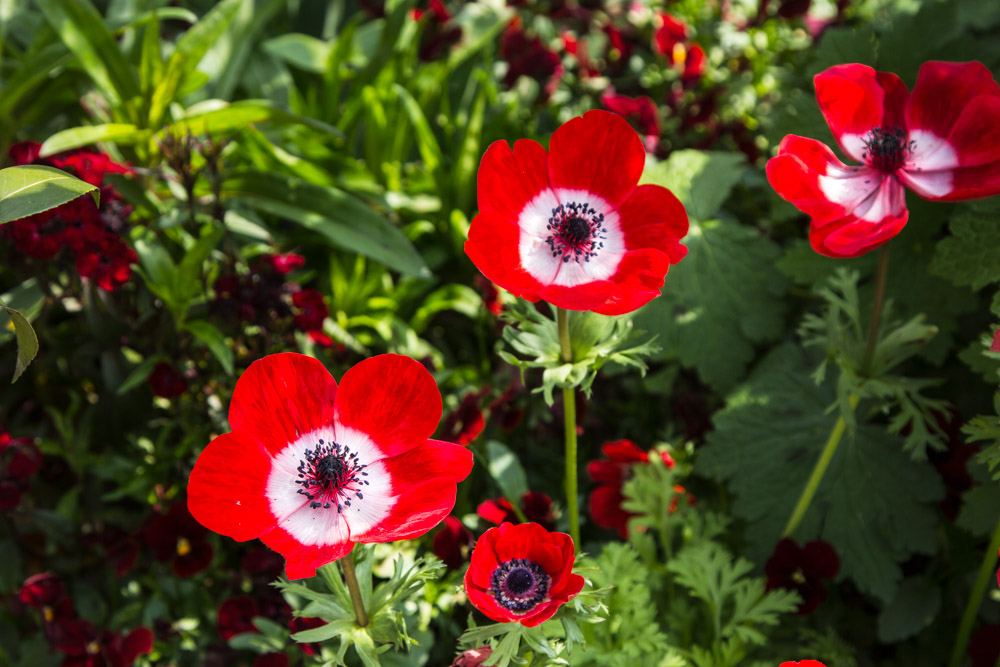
<box><xmin>641</xmin><ymin>150</ymin><xmax>746</xmax><ymax>221</ymax></box>
<box><xmin>0</xmin><ymin>166</ymin><xmax>98</xmax><ymax>225</ymax></box>
<box><xmin>877</xmin><ymin>577</ymin><xmax>942</xmax><ymax>643</ymax></box>
<box><xmin>930</xmin><ymin>201</ymin><xmax>1000</xmax><ymax>290</ymax></box>
<box><xmin>636</xmin><ymin>218</ymin><xmax>788</xmax><ymax>391</ymax></box>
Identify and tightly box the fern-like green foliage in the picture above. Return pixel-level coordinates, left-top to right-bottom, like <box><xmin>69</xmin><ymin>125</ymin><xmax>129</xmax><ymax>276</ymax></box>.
<box><xmin>697</xmin><ymin>344</ymin><xmax>943</xmax><ymax>603</ymax></box>
<box><xmin>931</xmin><ymin>199</ymin><xmax>1000</xmax><ymax>291</ymax></box>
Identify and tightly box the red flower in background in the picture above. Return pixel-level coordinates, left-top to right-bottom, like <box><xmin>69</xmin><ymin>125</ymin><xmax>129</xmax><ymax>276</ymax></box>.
<box><xmin>253</xmin><ymin>655</ymin><xmax>290</xmax><ymax>667</ymax></box>
<box><xmin>187</xmin><ymin>353</ymin><xmax>473</xmax><ymax>579</ymax></box>
<box><xmin>465</xmin><ymin>111</ymin><xmax>688</xmax><ymax>315</ymax></box>
<box><xmin>442</xmin><ymin>390</ymin><xmax>487</xmax><ymax>446</ymax></box>
<box><xmin>500</xmin><ymin>20</ymin><xmax>563</xmax><ymax>101</ymax></box>
<box><xmin>0</xmin><ymin>432</ymin><xmax>41</xmax><ymax>510</ymax></box>
<box><xmin>432</xmin><ymin>515</ymin><xmax>475</xmax><ymax>569</ymax></box>
<box><xmin>971</xmin><ymin>624</ymin><xmax>1000</xmax><ymax>667</ymax></box>
<box><xmin>653</xmin><ymin>14</ymin><xmax>706</xmax><ymax>82</ymax></box>
<box><xmin>142</xmin><ymin>501</ymin><xmax>214</xmax><ymax>578</ymax></box>
<box><xmin>413</xmin><ymin>0</ymin><xmax>462</xmax><ymax>61</ymax></box>
<box><xmin>148</xmin><ymin>363</ymin><xmax>187</xmax><ymax>399</ymax></box>
<box><xmin>464</xmin><ymin>522</ymin><xmax>584</xmax><ymax>626</ymax></box>
<box><xmin>601</xmin><ymin>92</ymin><xmax>661</xmax><ymax>152</ymax></box>
<box><xmin>587</xmin><ymin>439</ymin><xmax>684</xmax><ymax>538</ymax></box>
<box><xmin>767</xmin><ymin>61</ymin><xmax>1000</xmax><ymax>258</ymax></box>
<box><xmin>58</xmin><ymin>625</ymin><xmax>153</xmax><ymax>667</ymax></box>
<box><xmin>267</xmin><ymin>253</ymin><xmax>306</xmax><ymax>275</ymax></box>
<box><xmin>780</xmin><ymin>662</ymin><xmax>826</xmax><ymax>667</ymax></box>
<box><xmin>477</xmin><ymin>492</ymin><xmax>556</xmax><ymax>531</ymax></box>
<box><xmin>765</xmin><ymin>538</ymin><xmax>840</xmax><ymax>614</ymax></box>
<box><xmin>217</xmin><ymin>595</ymin><xmax>261</xmax><ymax>640</ymax></box>
<box><xmin>991</xmin><ymin>328</ymin><xmax>1000</xmax><ymax>353</ymax></box>
<box><xmin>288</xmin><ymin>616</ymin><xmax>325</xmax><ymax>655</ymax></box>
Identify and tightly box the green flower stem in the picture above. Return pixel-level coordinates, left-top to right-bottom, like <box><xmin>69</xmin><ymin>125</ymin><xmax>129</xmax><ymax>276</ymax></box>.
<box><xmin>862</xmin><ymin>246</ymin><xmax>891</xmax><ymax>375</ymax></box>
<box><xmin>782</xmin><ymin>393</ymin><xmax>859</xmax><ymax>538</ymax></box>
<box><xmin>557</xmin><ymin>308</ymin><xmax>581</xmax><ymax>551</ymax></box>
<box><xmin>341</xmin><ymin>549</ymin><xmax>369</xmax><ymax>627</ymax></box>
<box><xmin>949</xmin><ymin>516</ymin><xmax>1000</xmax><ymax>667</ymax></box>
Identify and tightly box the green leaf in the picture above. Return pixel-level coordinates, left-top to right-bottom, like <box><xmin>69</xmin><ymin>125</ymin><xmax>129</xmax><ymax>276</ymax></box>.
<box><xmin>222</xmin><ymin>172</ymin><xmax>429</xmax><ymax>277</ymax></box>
<box><xmin>39</xmin><ymin>124</ymin><xmax>149</xmax><ymax>156</ymax></box>
<box><xmin>641</xmin><ymin>151</ymin><xmax>746</xmax><ymax>221</ymax></box>
<box><xmin>0</xmin><ymin>166</ymin><xmax>98</xmax><ymax>225</ymax></box>
<box><xmin>636</xmin><ymin>219</ymin><xmax>788</xmax><ymax>392</ymax></box>
<box><xmin>33</xmin><ymin>0</ymin><xmax>139</xmax><ymax>106</ymax></box>
<box><xmin>485</xmin><ymin>440</ymin><xmax>529</xmax><ymax>506</ymax></box>
<box><xmin>184</xmin><ymin>320</ymin><xmax>233</xmax><ymax>375</ymax></box>
<box><xmin>159</xmin><ymin>99</ymin><xmax>341</xmax><ymax>139</ymax></box>
<box><xmin>876</xmin><ymin>577</ymin><xmax>941</xmax><ymax>643</ymax></box>
<box><xmin>116</xmin><ymin>355</ymin><xmax>166</xmax><ymax>395</ymax></box>
<box><xmin>148</xmin><ymin>0</ymin><xmax>243</xmax><ymax>127</ymax></box>
<box><xmin>394</xmin><ymin>84</ymin><xmax>444</xmax><ymax>174</ymax></box>
<box><xmin>697</xmin><ymin>344</ymin><xmax>943</xmax><ymax>603</ymax></box>
<box><xmin>5</xmin><ymin>307</ymin><xmax>39</xmax><ymax>383</ymax></box>
<box><xmin>263</xmin><ymin>33</ymin><xmax>331</xmax><ymax>73</ymax></box>
<box><xmin>930</xmin><ymin>200</ymin><xmax>1000</xmax><ymax>290</ymax></box>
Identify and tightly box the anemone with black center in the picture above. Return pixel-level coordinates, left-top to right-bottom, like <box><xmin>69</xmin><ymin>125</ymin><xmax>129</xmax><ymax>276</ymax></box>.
<box><xmin>294</xmin><ymin>437</ymin><xmax>370</xmax><ymax>512</ymax></box>
<box><xmin>489</xmin><ymin>558</ymin><xmax>551</xmax><ymax>614</ymax></box>
<box><xmin>544</xmin><ymin>200</ymin><xmax>608</xmax><ymax>264</ymax></box>
<box><xmin>861</xmin><ymin>127</ymin><xmax>911</xmax><ymax>172</ymax></box>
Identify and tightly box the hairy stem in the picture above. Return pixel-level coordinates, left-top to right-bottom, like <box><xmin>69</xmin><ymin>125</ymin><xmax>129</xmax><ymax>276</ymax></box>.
<box><xmin>557</xmin><ymin>308</ymin><xmax>581</xmax><ymax>551</ymax></box>
<box><xmin>341</xmin><ymin>550</ymin><xmax>369</xmax><ymax>627</ymax></box>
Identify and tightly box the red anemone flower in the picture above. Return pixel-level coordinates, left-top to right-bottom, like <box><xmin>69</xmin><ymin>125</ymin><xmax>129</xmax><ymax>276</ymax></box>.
<box><xmin>767</xmin><ymin>61</ymin><xmax>1000</xmax><ymax>258</ymax></box>
<box><xmin>601</xmin><ymin>92</ymin><xmax>661</xmax><ymax>152</ymax></box>
<box><xmin>477</xmin><ymin>492</ymin><xmax>556</xmax><ymax>531</ymax></box>
<box><xmin>187</xmin><ymin>353</ymin><xmax>473</xmax><ymax>579</ymax></box>
<box><xmin>464</xmin><ymin>522</ymin><xmax>584</xmax><ymax>627</ymax></box>
<box><xmin>765</xmin><ymin>538</ymin><xmax>840</xmax><ymax>614</ymax></box>
<box><xmin>587</xmin><ymin>439</ymin><xmax>679</xmax><ymax>538</ymax></box>
<box><xmin>465</xmin><ymin>110</ymin><xmax>688</xmax><ymax>315</ymax></box>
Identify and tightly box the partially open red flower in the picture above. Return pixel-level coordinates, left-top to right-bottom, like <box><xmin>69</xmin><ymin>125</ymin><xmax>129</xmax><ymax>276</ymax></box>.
<box><xmin>19</xmin><ymin>572</ymin><xmax>65</xmax><ymax>608</ymax></box>
<box><xmin>765</xmin><ymin>538</ymin><xmax>840</xmax><ymax>614</ymax></box>
<box><xmin>653</xmin><ymin>14</ymin><xmax>706</xmax><ymax>82</ymax></box>
<box><xmin>477</xmin><ymin>492</ymin><xmax>556</xmax><ymax>531</ymax></box>
<box><xmin>452</xmin><ymin>646</ymin><xmax>493</xmax><ymax>666</ymax></box>
<box><xmin>465</xmin><ymin>110</ymin><xmax>688</xmax><ymax>315</ymax></box>
<box><xmin>187</xmin><ymin>353</ymin><xmax>473</xmax><ymax>579</ymax></box>
<box><xmin>464</xmin><ymin>522</ymin><xmax>584</xmax><ymax>627</ymax></box>
<box><xmin>432</xmin><ymin>515</ymin><xmax>475</xmax><ymax>569</ymax></box>
<box><xmin>142</xmin><ymin>501</ymin><xmax>213</xmax><ymax>578</ymax></box>
<box><xmin>587</xmin><ymin>439</ymin><xmax>679</xmax><ymax>538</ymax></box>
<box><xmin>767</xmin><ymin>61</ymin><xmax>1000</xmax><ymax>258</ymax></box>
<box><xmin>267</xmin><ymin>253</ymin><xmax>306</xmax><ymax>275</ymax></box>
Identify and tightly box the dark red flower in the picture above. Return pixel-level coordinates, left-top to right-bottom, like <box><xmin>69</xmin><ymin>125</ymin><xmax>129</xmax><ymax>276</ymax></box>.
<box><xmin>478</xmin><ymin>492</ymin><xmax>556</xmax><ymax>531</ymax></box>
<box><xmin>972</xmin><ymin>625</ymin><xmax>1000</xmax><ymax>667</ymax></box>
<box><xmin>74</xmin><ymin>232</ymin><xmax>137</xmax><ymax>292</ymax></box>
<box><xmin>242</xmin><ymin>545</ymin><xmax>286</xmax><ymax>580</ymax></box>
<box><xmin>58</xmin><ymin>626</ymin><xmax>153</xmax><ymax>667</ymax></box>
<box><xmin>142</xmin><ymin>501</ymin><xmax>213</xmax><ymax>578</ymax></box>
<box><xmin>217</xmin><ymin>595</ymin><xmax>260</xmax><ymax>640</ymax></box>
<box><xmin>767</xmin><ymin>61</ymin><xmax>1000</xmax><ymax>258</ymax></box>
<box><xmin>48</xmin><ymin>151</ymin><xmax>130</xmax><ymax>187</ymax></box>
<box><xmin>149</xmin><ymin>363</ymin><xmax>187</xmax><ymax>399</ymax></box>
<box><xmin>253</xmin><ymin>655</ymin><xmax>290</xmax><ymax>667</ymax></box>
<box><xmin>413</xmin><ymin>0</ymin><xmax>462</xmax><ymax>61</ymax></box>
<box><xmin>432</xmin><ymin>515</ymin><xmax>475</xmax><ymax>570</ymax></box>
<box><xmin>587</xmin><ymin>439</ymin><xmax>678</xmax><ymax>538</ymax></box>
<box><xmin>653</xmin><ymin>14</ymin><xmax>706</xmax><ymax>82</ymax></box>
<box><xmin>213</xmin><ymin>265</ymin><xmax>291</xmax><ymax>326</ymax></box>
<box><xmin>10</xmin><ymin>141</ymin><xmax>42</xmax><ymax>165</ymax></box>
<box><xmin>465</xmin><ymin>111</ymin><xmax>689</xmax><ymax>316</ymax></box>
<box><xmin>474</xmin><ymin>276</ymin><xmax>503</xmax><ymax>316</ymax></box>
<box><xmin>442</xmin><ymin>391</ymin><xmax>486</xmax><ymax>446</ymax></box>
<box><xmin>288</xmin><ymin>616</ymin><xmax>325</xmax><ymax>656</ymax></box>
<box><xmin>19</xmin><ymin>572</ymin><xmax>65</xmax><ymax>608</ymax></box>
<box><xmin>83</xmin><ymin>527</ymin><xmax>140</xmax><ymax>577</ymax></box>
<box><xmin>268</xmin><ymin>253</ymin><xmax>306</xmax><ymax>275</ymax></box>
<box><xmin>780</xmin><ymin>662</ymin><xmax>826</xmax><ymax>667</ymax></box>
<box><xmin>991</xmin><ymin>329</ymin><xmax>1000</xmax><ymax>353</ymax></box>
<box><xmin>452</xmin><ymin>647</ymin><xmax>493</xmax><ymax>666</ymax></box>
<box><xmin>499</xmin><ymin>20</ymin><xmax>563</xmax><ymax>101</ymax></box>
<box><xmin>765</xmin><ymin>538</ymin><xmax>840</xmax><ymax>615</ymax></box>
<box><xmin>292</xmin><ymin>289</ymin><xmax>328</xmax><ymax>333</ymax></box>
<box><xmin>601</xmin><ymin>92</ymin><xmax>660</xmax><ymax>152</ymax></box>
<box><xmin>465</xmin><ymin>522</ymin><xmax>584</xmax><ymax>626</ymax></box>
<box><xmin>1</xmin><ymin>433</ymin><xmax>40</xmax><ymax>511</ymax></box>
<box><xmin>187</xmin><ymin>353</ymin><xmax>474</xmax><ymax>579</ymax></box>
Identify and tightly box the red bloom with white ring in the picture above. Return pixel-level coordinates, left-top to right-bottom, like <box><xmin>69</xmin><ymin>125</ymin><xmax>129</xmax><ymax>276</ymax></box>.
<box><xmin>465</xmin><ymin>110</ymin><xmax>689</xmax><ymax>316</ymax></box>
<box><xmin>187</xmin><ymin>353</ymin><xmax>473</xmax><ymax>580</ymax></box>
<box><xmin>464</xmin><ymin>522</ymin><xmax>584</xmax><ymax>627</ymax></box>
<box><xmin>767</xmin><ymin>61</ymin><xmax>1000</xmax><ymax>258</ymax></box>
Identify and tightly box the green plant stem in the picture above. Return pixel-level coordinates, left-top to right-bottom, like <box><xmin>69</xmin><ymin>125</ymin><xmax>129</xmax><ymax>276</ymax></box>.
<box><xmin>782</xmin><ymin>394</ymin><xmax>859</xmax><ymax>538</ymax></box>
<box><xmin>341</xmin><ymin>550</ymin><xmax>369</xmax><ymax>628</ymax></box>
<box><xmin>862</xmin><ymin>246</ymin><xmax>890</xmax><ymax>375</ymax></box>
<box><xmin>557</xmin><ymin>308</ymin><xmax>581</xmax><ymax>551</ymax></box>
<box><xmin>949</xmin><ymin>516</ymin><xmax>1000</xmax><ymax>667</ymax></box>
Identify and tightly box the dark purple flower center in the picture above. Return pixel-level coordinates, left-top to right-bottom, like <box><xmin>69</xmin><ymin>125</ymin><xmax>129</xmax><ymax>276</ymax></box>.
<box><xmin>545</xmin><ymin>201</ymin><xmax>607</xmax><ymax>264</ymax></box>
<box><xmin>295</xmin><ymin>438</ymin><xmax>369</xmax><ymax>511</ymax></box>
<box><xmin>490</xmin><ymin>558</ymin><xmax>551</xmax><ymax>613</ymax></box>
<box><xmin>862</xmin><ymin>127</ymin><xmax>910</xmax><ymax>172</ymax></box>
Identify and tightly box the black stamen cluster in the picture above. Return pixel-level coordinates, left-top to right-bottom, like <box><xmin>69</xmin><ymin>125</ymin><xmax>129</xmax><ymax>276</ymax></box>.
<box><xmin>295</xmin><ymin>438</ymin><xmax>370</xmax><ymax>511</ymax></box>
<box><xmin>544</xmin><ymin>201</ymin><xmax>607</xmax><ymax>264</ymax></box>
<box><xmin>490</xmin><ymin>558</ymin><xmax>551</xmax><ymax>613</ymax></box>
<box><xmin>862</xmin><ymin>127</ymin><xmax>912</xmax><ymax>172</ymax></box>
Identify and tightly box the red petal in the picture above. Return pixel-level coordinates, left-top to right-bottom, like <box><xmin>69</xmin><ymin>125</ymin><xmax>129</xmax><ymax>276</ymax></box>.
<box><xmin>120</xmin><ymin>627</ymin><xmax>154</xmax><ymax>662</ymax></box>
<box><xmin>589</xmin><ymin>484</ymin><xmax>630</xmax><ymax>538</ymax></box>
<box><xmin>537</xmin><ymin>249</ymin><xmax>672</xmax><ymax>316</ymax></box>
<box><xmin>814</xmin><ymin>64</ymin><xmax>908</xmax><ymax>161</ymax></box>
<box><xmin>229</xmin><ymin>353</ymin><xmax>337</xmax><ymax>457</ymax></box>
<box><xmin>766</xmin><ymin>136</ymin><xmax>855</xmax><ymax>224</ymax></box>
<box><xmin>465</xmin><ymin>211</ymin><xmax>544</xmax><ymax>301</ymax></box>
<box><xmin>258</xmin><ymin>526</ymin><xmax>353</xmax><ymax>580</ymax></box>
<box><xmin>477</xmin><ymin>139</ymin><xmax>551</xmax><ymax>218</ymax></box>
<box><xmin>602</xmin><ymin>438</ymin><xmax>650</xmax><ymax>463</ymax></box>
<box><xmin>548</xmin><ymin>110</ymin><xmax>646</xmax><ymax>207</ymax></box>
<box><xmin>333</xmin><ymin>354</ymin><xmax>442</xmax><ymax>458</ymax></box>
<box><xmin>188</xmin><ymin>432</ymin><xmax>276</xmax><ymax>541</ymax></box>
<box><xmin>906</xmin><ymin>61</ymin><xmax>1000</xmax><ymax>142</ymax></box>
<box><xmin>355</xmin><ymin>439</ymin><xmax>472</xmax><ymax>542</ymax></box>
<box><xmin>618</xmin><ymin>183</ymin><xmax>689</xmax><ymax>254</ymax></box>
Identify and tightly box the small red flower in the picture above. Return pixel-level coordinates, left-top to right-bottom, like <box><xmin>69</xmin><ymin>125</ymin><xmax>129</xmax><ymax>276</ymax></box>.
<box><xmin>499</xmin><ymin>20</ymin><xmax>563</xmax><ymax>101</ymax></box>
<box><xmin>19</xmin><ymin>572</ymin><xmax>65</xmax><ymax>608</ymax></box>
<box><xmin>432</xmin><ymin>515</ymin><xmax>475</xmax><ymax>569</ymax></box>
<box><xmin>442</xmin><ymin>391</ymin><xmax>487</xmax><ymax>446</ymax></box>
<box><xmin>587</xmin><ymin>439</ymin><xmax>677</xmax><ymax>538</ymax></box>
<box><xmin>765</xmin><ymin>538</ymin><xmax>840</xmax><ymax>614</ymax></box>
<box><xmin>413</xmin><ymin>0</ymin><xmax>462</xmax><ymax>61</ymax></box>
<box><xmin>187</xmin><ymin>353</ymin><xmax>473</xmax><ymax>579</ymax></box>
<box><xmin>474</xmin><ymin>276</ymin><xmax>503</xmax><ymax>316</ymax></box>
<box><xmin>74</xmin><ymin>232</ymin><xmax>137</xmax><ymax>292</ymax></box>
<box><xmin>217</xmin><ymin>595</ymin><xmax>261</xmax><ymax>640</ymax></box>
<box><xmin>267</xmin><ymin>253</ymin><xmax>306</xmax><ymax>275</ymax></box>
<box><xmin>601</xmin><ymin>92</ymin><xmax>661</xmax><ymax>152</ymax></box>
<box><xmin>292</xmin><ymin>288</ymin><xmax>328</xmax><ymax>333</ymax></box>
<box><xmin>142</xmin><ymin>501</ymin><xmax>214</xmax><ymax>578</ymax></box>
<box><xmin>477</xmin><ymin>492</ymin><xmax>556</xmax><ymax>531</ymax></box>
<box><xmin>58</xmin><ymin>625</ymin><xmax>153</xmax><ymax>667</ymax></box>
<box><xmin>653</xmin><ymin>14</ymin><xmax>707</xmax><ymax>82</ymax></box>
<box><xmin>465</xmin><ymin>111</ymin><xmax>688</xmax><ymax>315</ymax></box>
<box><xmin>767</xmin><ymin>61</ymin><xmax>1000</xmax><ymax>258</ymax></box>
<box><xmin>465</xmin><ymin>522</ymin><xmax>584</xmax><ymax>627</ymax></box>
<box><xmin>991</xmin><ymin>329</ymin><xmax>1000</xmax><ymax>353</ymax></box>
<box><xmin>780</xmin><ymin>662</ymin><xmax>826</xmax><ymax>667</ymax></box>
<box><xmin>288</xmin><ymin>616</ymin><xmax>325</xmax><ymax>656</ymax></box>
<box><xmin>452</xmin><ymin>647</ymin><xmax>493</xmax><ymax>667</ymax></box>
<box><xmin>149</xmin><ymin>363</ymin><xmax>187</xmax><ymax>399</ymax></box>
